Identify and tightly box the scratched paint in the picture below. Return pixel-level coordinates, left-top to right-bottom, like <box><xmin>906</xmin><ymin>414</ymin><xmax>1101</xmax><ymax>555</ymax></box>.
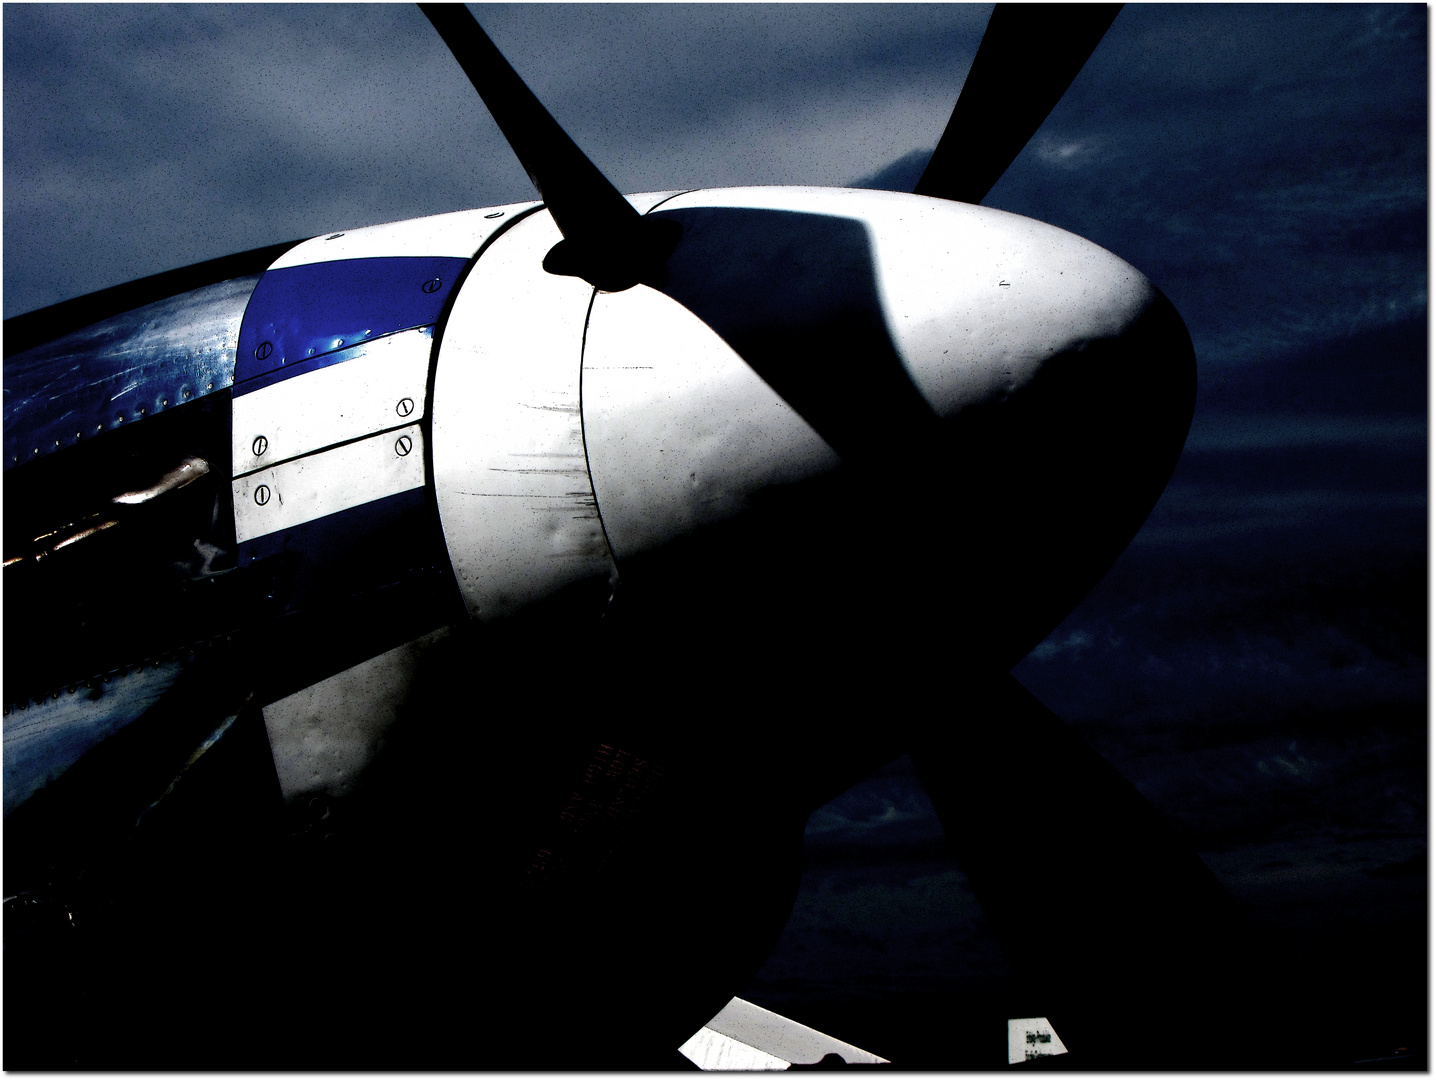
<box><xmin>431</xmin><ymin>208</ymin><xmax>617</xmax><ymax>620</ymax></box>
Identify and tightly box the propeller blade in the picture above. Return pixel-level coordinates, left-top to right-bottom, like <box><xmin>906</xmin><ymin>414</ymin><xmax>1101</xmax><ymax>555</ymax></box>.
<box><xmin>418</xmin><ymin>3</ymin><xmax>677</xmax><ymax>291</ymax></box>
<box><xmin>909</xmin><ymin>672</ymin><xmax>1265</xmax><ymax>1067</ymax></box>
<box><xmin>914</xmin><ymin>4</ymin><xmax>1121</xmax><ymax>205</ymax></box>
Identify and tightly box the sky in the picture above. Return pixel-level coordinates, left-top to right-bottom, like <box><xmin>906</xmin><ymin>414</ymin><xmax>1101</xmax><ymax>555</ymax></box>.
<box><xmin>3</xmin><ymin>2</ymin><xmax>1428</xmax><ymax>1067</ymax></box>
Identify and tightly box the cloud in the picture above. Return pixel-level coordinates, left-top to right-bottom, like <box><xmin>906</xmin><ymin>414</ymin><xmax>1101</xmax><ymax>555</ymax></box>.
<box><xmin>3</xmin><ymin>4</ymin><xmax>993</xmax><ymax>314</ymax></box>
<box><xmin>1030</xmin><ymin>135</ymin><xmax>1106</xmax><ymax>169</ymax></box>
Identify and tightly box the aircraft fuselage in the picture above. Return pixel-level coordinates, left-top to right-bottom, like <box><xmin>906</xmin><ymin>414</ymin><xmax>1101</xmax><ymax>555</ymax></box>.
<box><xmin>4</xmin><ymin>184</ymin><xmax>1194</xmax><ymax>818</ymax></box>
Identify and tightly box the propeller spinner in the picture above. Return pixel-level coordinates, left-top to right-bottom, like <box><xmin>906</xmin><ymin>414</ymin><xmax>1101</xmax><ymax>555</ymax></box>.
<box><xmin>414</xmin><ymin>1</ymin><xmax>1258</xmax><ymax>1068</ymax></box>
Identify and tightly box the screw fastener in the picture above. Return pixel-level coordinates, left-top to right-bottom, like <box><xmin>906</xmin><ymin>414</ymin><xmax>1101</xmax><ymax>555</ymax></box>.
<box><xmin>422</xmin><ymin>278</ymin><xmax>442</xmax><ymax>294</ymax></box>
<box><xmin>395</xmin><ymin>436</ymin><xmax>413</xmax><ymax>457</ymax></box>
<box><xmin>252</xmin><ymin>435</ymin><xmax>269</xmax><ymax>457</ymax></box>
<box><xmin>255</xmin><ymin>341</ymin><xmax>274</xmax><ymax>361</ymax></box>
<box><xmin>254</xmin><ymin>485</ymin><xmax>272</xmax><ymax>506</ymax></box>
<box><xmin>397</xmin><ymin>397</ymin><xmax>415</xmax><ymax>417</ymax></box>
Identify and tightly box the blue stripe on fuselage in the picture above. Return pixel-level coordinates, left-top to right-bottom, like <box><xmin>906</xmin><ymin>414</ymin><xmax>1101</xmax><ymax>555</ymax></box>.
<box><xmin>235</xmin><ymin>256</ymin><xmax>467</xmax><ymax>389</ymax></box>
<box><xmin>234</xmin><ymin>486</ymin><xmax>439</xmax><ymax>616</ymax></box>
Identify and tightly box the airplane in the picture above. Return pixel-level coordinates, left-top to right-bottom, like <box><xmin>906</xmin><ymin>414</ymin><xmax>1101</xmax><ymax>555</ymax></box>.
<box><xmin>4</xmin><ymin>2</ymin><xmax>1296</xmax><ymax>1069</ymax></box>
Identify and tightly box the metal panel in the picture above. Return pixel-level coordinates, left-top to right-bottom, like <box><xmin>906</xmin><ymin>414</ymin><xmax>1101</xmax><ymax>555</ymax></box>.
<box><xmin>231</xmin><ymin>327</ymin><xmax>432</xmax><ymax>474</ymax></box>
<box><xmin>583</xmin><ymin>284</ymin><xmax>839</xmax><ymax>561</ymax></box>
<box><xmin>4</xmin><ymin>274</ymin><xmax>255</xmax><ymax>469</ymax></box>
<box><xmin>234</xmin><ymin>256</ymin><xmax>467</xmax><ymax>384</ymax></box>
<box><xmin>431</xmin><ymin>210</ymin><xmax>617</xmax><ymax>621</ymax></box>
<box><xmin>232</xmin><ymin>423</ymin><xmax>425</xmax><ymax>544</ymax></box>
<box><xmin>677</xmin><ymin>1028</ymin><xmax>788</xmax><ymax>1071</ymax></box>
<box><xmin>267</xmin><ymin>201</ymin><xmax>542</xmax><ymax>268</ymax></box>
<box><xmin>679</xmin><ymin>997</ymin><xmax>889</xmax><ymax>1069</ymax></box>
<box><xmin>261</xmin><ymin>627</ymin><xmax>450</xmax><ymax>803</ymax></box>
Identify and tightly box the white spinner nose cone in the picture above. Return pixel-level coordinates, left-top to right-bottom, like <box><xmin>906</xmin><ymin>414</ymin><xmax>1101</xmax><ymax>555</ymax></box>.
<box><xmin>865</xmin><ymin>192</ymin><xmax>1161</xmax><ymax>420</ymax></box>
<box><xmin>612</xmin><ymin>187</ymin><xmax>1194</xmax><ymax>666</ymax></box>
<box><xmin>639</xmin><ymin>186</ymin><xmax>1190</xmax><ymax>446</ymax></box>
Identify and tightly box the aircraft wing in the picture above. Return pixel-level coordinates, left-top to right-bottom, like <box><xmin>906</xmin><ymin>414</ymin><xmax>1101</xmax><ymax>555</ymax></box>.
<box><xmin>680</xmin><ymin>997</ymin><xmax>889</xmax><ymax>1070</ymax></box>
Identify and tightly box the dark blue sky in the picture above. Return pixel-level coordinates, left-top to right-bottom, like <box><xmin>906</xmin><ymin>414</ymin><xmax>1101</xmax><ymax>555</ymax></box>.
<box><xmin>3</xmin><ymin>4</ymin><xmax>1428</xmax><ymax>1062</ymax></box>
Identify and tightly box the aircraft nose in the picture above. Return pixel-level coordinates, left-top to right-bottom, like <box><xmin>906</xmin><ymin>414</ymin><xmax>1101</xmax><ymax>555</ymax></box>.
<box><xmin>584</xmin><ymin>188</ymin><xmax>1195</xmax><ymax>666</ymax></box>
<box><xmin>860</xmin><ymin>193</ymin><xmax>1196</xmax><ymax>663</ymax></box>
<box><xmin>925</xmin><ymin>281</ymin><xmax>1196</xmax><ymax>665</ymax></box>
<box><xmin>869</xmin><ymin>192</ymin><xmax>1190</xmax><ymax>428</ymax></box>
<box><xmin>636</xmin><ymin>187</ymin><xmax>1194</xmax><ymax>481</ymax></box>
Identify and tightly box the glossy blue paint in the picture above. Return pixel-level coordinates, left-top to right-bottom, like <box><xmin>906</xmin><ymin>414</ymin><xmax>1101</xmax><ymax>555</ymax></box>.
<box><xmin>234</xmin><ymin>256</ymin><xmax>468</xmax><ymax>387</ymax></box>
<box><xmin>232</xmin><ymin>326</ymin><xmax>435</xmax><ymax>399</ymax></box>
<box><xmin>2</xmin><ymin>275</ymin><xmax>257</xmax><ymax>470</ymax></box>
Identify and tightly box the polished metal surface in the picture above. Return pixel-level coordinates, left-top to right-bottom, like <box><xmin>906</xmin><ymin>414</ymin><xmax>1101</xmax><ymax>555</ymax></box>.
<box><xmin>3</xmin><ymin>275</ymin><xmax>256</xmax><ymax>468</ymax></box>
<box><xmin>111</xmin><ymin>455</ymin><xmax>211</xmax><ymax>505</ymax></box>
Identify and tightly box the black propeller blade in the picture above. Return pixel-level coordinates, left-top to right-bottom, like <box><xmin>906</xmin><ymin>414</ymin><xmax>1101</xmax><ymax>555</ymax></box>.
<box><xmin>418</xmin><ymin>3</ymin><xmax>677</xmax><ymax>291</ymax></box>
<box><xmin>914</xmin><ymin>3</ymin><xmax>1121</xmax><ymax>205</ymax></box>
<box><xmin>909</xmin><ymin>673</ymin><xmax>1264</xmax><ymax>1066</ymax></box>
<box><xmin>420</xmin><ymin>3</ymin><xmax>1255</xmax><ymax>1065</ymax></box>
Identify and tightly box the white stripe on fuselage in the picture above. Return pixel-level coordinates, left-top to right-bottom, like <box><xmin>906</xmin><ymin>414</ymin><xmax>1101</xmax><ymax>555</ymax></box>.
<box><xmin>232</xmin><ymin>423</ymin><xmax>425</xmax><ymax>543</ymax></box>
<box><xmin>231</xmin><ymin>328</ymin><xmax>432</xmax><ymax>476</ymax></box>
